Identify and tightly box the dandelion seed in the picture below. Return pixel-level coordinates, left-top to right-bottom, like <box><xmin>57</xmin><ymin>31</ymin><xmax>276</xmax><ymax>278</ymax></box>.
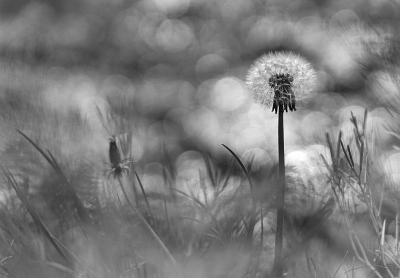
<box><xmin>246</xmin><ymin>51</ymin><xmax>316</xmax><ymax>113</ymax></box>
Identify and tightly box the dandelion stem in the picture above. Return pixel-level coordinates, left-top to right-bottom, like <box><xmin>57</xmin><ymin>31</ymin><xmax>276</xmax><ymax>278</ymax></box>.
<box><xmin>273</xmin><ymin>103</ymin><xmax>286</xmax><ymax>277</ymax></box>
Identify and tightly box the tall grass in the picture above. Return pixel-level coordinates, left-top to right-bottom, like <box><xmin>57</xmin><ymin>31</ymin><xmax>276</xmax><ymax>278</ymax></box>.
<box><xmin>2</xmin><ymin>100</ymin><xmax>389</xmax><ymax>278</ymax></box>
<box><xmin>2</xmin><ymin>33</ymin><xmax>400</xmax><ymax>278</ymax></box>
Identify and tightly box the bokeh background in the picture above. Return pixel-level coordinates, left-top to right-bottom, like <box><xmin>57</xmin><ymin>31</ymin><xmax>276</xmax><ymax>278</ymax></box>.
<box><xmin>1</xmin><ymin>0</ymin><xmax>400</xmax><ymax>174</ymax></box>
<box><xmin>1</xmin><ymin>0</ymin><xmax>400</xmax><ymax>276</ymax></box>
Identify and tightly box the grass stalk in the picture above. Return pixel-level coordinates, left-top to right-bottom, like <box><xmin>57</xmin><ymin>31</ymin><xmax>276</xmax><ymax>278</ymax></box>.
<box><xmin>135</xmin><ymin>171</ymin><xmax>154</xmax><ymax>220</ymax></box>
<box><xmin>221</xmin><ymin>144</ymin><xmax>257</xmax><ymax>242</ymax></box>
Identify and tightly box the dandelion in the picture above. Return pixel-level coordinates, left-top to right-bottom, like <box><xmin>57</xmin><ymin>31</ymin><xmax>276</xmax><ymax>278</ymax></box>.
<box><xmin>246</xmin><ymin>51</ymin><xmax>316</xmax><ymax>113</ymax></box>
<box><xmin>246</xmin><ymin>51</ymin><xmax>316</xmax><ymax>277</ymax></box>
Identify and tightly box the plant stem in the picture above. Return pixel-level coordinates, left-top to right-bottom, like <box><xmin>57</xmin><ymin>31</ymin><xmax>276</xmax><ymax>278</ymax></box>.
<box><xmin>273</xmin><ymin>104</ymin><xmax>286</xmax><ymax>277</ymax></box>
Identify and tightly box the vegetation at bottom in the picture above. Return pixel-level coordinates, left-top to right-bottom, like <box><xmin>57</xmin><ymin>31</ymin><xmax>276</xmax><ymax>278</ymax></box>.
<box><xmin>1</xmin><ymin>81</ymin><xmax>400</xmax><ymax>278</ymax></box>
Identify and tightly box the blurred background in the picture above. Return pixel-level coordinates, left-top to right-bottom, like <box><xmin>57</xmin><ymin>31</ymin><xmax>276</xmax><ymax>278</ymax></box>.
<box><xmin>0</xmin><ymin>0</ymin><xmax>400</xmax><ymax>201</ymax></box>
<box><xmin>1</xmin><ymin>0</ymin><xmax>400</xmax><ymax>277</ymax></box>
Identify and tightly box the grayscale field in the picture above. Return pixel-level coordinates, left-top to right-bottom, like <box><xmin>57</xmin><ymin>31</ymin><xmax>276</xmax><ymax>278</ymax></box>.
<box><xmin>0</xmin><ymin>1</ymin><xmax>399</xmax><ymax>278</ymax></box>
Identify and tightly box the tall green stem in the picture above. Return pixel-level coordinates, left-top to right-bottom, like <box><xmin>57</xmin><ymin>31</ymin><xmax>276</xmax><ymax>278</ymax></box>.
<box><xmin>273</xmin><ymin>104</ymin><xmax>286</xmax><ymax>277</ymax></box>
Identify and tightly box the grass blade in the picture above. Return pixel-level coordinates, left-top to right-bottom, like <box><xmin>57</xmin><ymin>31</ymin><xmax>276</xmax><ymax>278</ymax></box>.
<box><xmin>331</xmin><ymin>251</ymin><xmax>348</xmax><ymax>278</ymax></box>
<box><xmin>16</xmin><ymin>130</ymin><xmax>90</xmax><ymax>223</ymax></box>
<box><xmin>326</xmin><ymin>133</ymin><xmax>336</xmax><ymax>165</ymax></box>
<box><xmin>2</xmin><ymin>167</ymin><xmax>71</xmax><ymax>266</ymax></box>
<box><xmin>221</xmin><ymin>144</ymin><xmax>253</xmax><ymax>191</ymax></box>
<box><xmin>340</xmin><ymin>140</ymin><xmax>352</xmax><ymax>169</ymax></box>
<box><xmin>171</xmin><ymin>188</ymin><xmax>224</xmax><ymax>236</ymax></box>
<box><xmin>336</xmin><ymin>131</ymin><xmax>342</xmax><ymax>166</ymax></box>
<box><xmin>135</xmin><ymin>171</ymin><xmax>153</xmax><ymax>219</ymax></box>
<box><xmin>203</xmin><ymin>154</ymin><xmax>216</xmax><ymax>188</ymax></box>
<box><xmin>178</xmin><ymin>216</ymin><xmax>222</xmax><ymax>239</ymax></box>
<box><xmin>222</xmin><ymin>144</ymin><xmax>256</xmax><ymax>241</ymax></box>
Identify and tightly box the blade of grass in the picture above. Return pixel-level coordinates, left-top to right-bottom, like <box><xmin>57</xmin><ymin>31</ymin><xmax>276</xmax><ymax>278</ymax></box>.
<box><xmin>326</xmin><ymin>133</ymin><xmax>336</xmax><ymax>165</ymax></box>
<box><xmin>246</xmin><ymin>152</ymin><xmax>256</xmax><ymax>174</ymax></box>
<box><xmin>35</xmin><ymin>260</ymin><xmax>74</xmax><ymax>274</ymax></box>
<box><xmin>163</xmin><ymin>194</ymin><xmax>171</xmax><ymax>231</ymax></box>
<box><xmin>396</xmin><ymin>213</ymin><xmax>398</xmax><ymax>256</ymax></box>
<box><xmin>95</xmin><ymin>105</ymin><xmax>112</xmax><ymax>136</ymax></box>
<box><xmin>171</xmin><ymin>187</ymin><xmax>224</xmax><ymax>236</ymax></box>
<box><xmin>2</xmin><ymin>167</ymin><xmax>71</xmax><ymax>266</ymax></box>
<box><xmin>163</xmin><ymin>142</ymin><xmax>176</xmax><ymax>183</ymax></box>
<box><xmin>221</xmin><ymin>144</ymin><xmax>254</xmax><ymax>192</ymax></box>
<box><xmin>347</xmin><ymin>145</ymin><xmax>355</xmax><ymax>169</ymax></box>
<box><xmin>331</xmin><ymin>251</ymin><xmax>348</xmax><ymax>278</ymax></box>
<box><xmin>309</xmin><ymin>255</ymin><xmax>317</xmax><ymax>278</ymax></box>
<box><xmin>362</xmin><ymin>109</ymin><xmax>368</xmax><ymax>137</ymax></box>
<box><xmin>340</xmin><ymin>140</ymin><xmax>352</xmax><ymax>169</ymax></box>
<box><xmin>178</xmin><ymin>216</ymin><xmax>222</xmax><ymax>240</ymax></box>
<box><xmin>16</xmin><ymin>129</ymin><xmax>90</xmax><ymax>223</ymax></box>
<box><xmin>198</xmin><ymin>169</ymin><xmax>208</xmax><ymax>207</ymax></box>
<box><xmin>359</xmin><ymin>140</ymin><xmax>364</xmax><ymax>175</ymax></box>
<box><xmin>222</xmin><ymin>144</ymin><xmax>256</xmax><ymax>241</ymax></box>
<box><xmin>135</xmin><ymin>171</ymin><xmax>153</xmax><ymax>220</ymax></box>
<box><xmin>203</xmin><ymin>154</ymin><xmax>216</xmax><ymax>188</ymax></box>
<box><xmin>218</xmin><ymin>157</ymin><xmax>235</xmax><ymax>193</ymax></box>
<box><xmin>336</xmin><ymin>131</ymin><xmax>342</xmax><ymax>166</ymax></box>
<box><xmin>237</xmin><ymin>211</ymin><xmax>250</xmax><ymax>236</ymax></box>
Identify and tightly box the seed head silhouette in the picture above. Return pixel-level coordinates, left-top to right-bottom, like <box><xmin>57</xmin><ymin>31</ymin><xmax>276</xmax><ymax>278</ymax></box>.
<box><xmin>109</xmin><ymin>135</ymin><xmax>121</xmax><ymax>168</ymax></box>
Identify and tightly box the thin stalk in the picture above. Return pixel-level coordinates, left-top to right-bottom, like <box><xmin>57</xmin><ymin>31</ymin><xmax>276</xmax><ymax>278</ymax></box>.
<box><xmin>273</xmin><ymin>104</ymin><xmax>286</xmax><ymax>277</ymax></box>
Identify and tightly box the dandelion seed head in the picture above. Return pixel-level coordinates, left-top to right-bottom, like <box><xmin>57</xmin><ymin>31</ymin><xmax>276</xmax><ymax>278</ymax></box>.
<box><xmin>246</xmin><ymin>51</ymin><xmax>316</xmax><ymax>111</ymax></box>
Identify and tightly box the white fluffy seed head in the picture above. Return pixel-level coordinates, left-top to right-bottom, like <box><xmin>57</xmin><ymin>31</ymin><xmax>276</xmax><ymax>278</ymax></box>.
<box><xmin>246</xmin><ymin>51</ymin><xmax>317</xmax><ymax>108</ymax></box>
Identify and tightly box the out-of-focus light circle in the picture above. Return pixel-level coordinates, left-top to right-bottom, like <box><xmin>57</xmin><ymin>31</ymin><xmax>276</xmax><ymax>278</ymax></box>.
<box><xmin>195</xmin><ymin>54</ymin><xmax>228</xmax><ymax>79</ymax></box>
<box><xmin>174</xmin><ymin>150</ymin><xmax>215</xmax><ymax>201</ymax></box>
<box><xmin>246</xmin><ymin>103</ymin><xmax>272</xmax><ymax>127</ymax></box>
<box><xmin>228</xmin><ymin>124</ymin><xmax>267</xmax><ymax>153</ymax></box>
<box><xmin>152</xmin><ymin>0</ymin><xmax>191</xmax><ymax>15</ymax></box>
<box><xmin>384</xmin><ymin>152</ymin><xmax>400</xmax><ymax>183</ymax></box>
<box><xmin>80</xmin><ymin>96</ymin><xmax>110</xmax><ymax>132</ymax></box>
<box><xmin>139</xmin><ymin>12</ymin><xmax>165</xmax><ymax>49</ymax></box>
<box><xmin>370</xmin><ymin>72</ymin><xmax>399</xmax><ymax>107</ymax></box>
<box><xmin>336</xmin><ymin>105</ymin><xmax>367</xmax><ymax>124</ymax></box>
<box><xmin>246</xmin><ymin>17</ymin><xmax>273</xmax><ymax>50</ymax></box>
<box><xmin>301</xmin><ymin>111</ymin><xmax>331</xmax><ymax>141</ymax></box>
<box><xmin>307</xmin><ymin>144</ymin><xmax>332</xmax><ymax>165</ymax></box>
<box><xmin>176</xmin><ymin>150</ymin><xmax>205</xmax><ymax>174</ymax></box>
<box><xmin>130</xmin><ymin>135</ymin><xmax>144</xmax><ymax>162</ymax></box>
<box><xmin>285</xmin><ymin>146</ymin><xmax>330</xmax><ymax>195</ymax></box>
<box><xmin>156</xmin><ymin>19</ymin><xmax>194</xmax><ymax>53</ymax></box>
<box><xmin>322</xmin><ymin>43</ymin><xmax>361</xmax><ymax>87</ymax></box>
<box><xmin>241</xmin><ymin>148</ymin><xmax>271</xmax><ymax>172</ymax></box>
<box><xmin>100</xmin><ymin>74</ymin><xmax>135</xmax><ymax>98</ymax></box>
<box><xmin>368</xmin><ymin>108</ymin><xmax>393</xmax><ymax>143</ymax></box>
<box><xmin>182</xmin><ymin>108</ymin><xmax>220</xmax><ymax>142</ymax></box>
<box><xmin>210</xmin><ymin>77</ymin><xmax>246</xmax><ymax>111</ymax></box>
<box><xmin>143</xmin><ymin>162</ymin><xmax>166</xmax><ymax>193</ymax></box>
<box><xmin>329</xmin><ymin>9</ymin><xmax>359</xmax><ymax>30</ymax></box>
<box><xmin>178</xmin><ymin>81</ymin><xmax>196</xmax><ymax>108</ymax></box>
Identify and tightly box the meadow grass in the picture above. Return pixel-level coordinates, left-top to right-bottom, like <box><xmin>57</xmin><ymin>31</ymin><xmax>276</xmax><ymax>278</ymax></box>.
<box><xmin>0</xmin><ymin>66</ymin><xmax>399</xmax><ymax>278</ymax></box>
